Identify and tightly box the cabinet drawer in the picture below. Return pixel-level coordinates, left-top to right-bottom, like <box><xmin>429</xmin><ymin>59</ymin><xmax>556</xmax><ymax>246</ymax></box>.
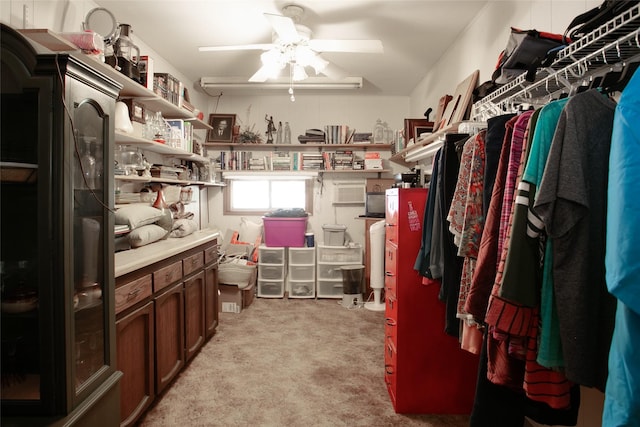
<box><xmin>384</xmin><ymin>242</ymin><xmax>397</xmax><ymax>295</ymax></box>
<box><xmin>384</xmin><ymin>335</ymin><xmax>397</xmax><ymax>395</ymax></box>
<box><xmin>115</xmin><ymin>274</ymin><xmax>153</xmax><ymax>315</ymax></box>
<box><xmin>385</xmin><ymin>293</ymin><xmax>397</xmax><ymax>344</ymax></box>
<box><xmin>183</xmin><ymin>252</ymin><xmax>204</xmax><ymax>276</ymax></box>
<box><xmin>154</xmin><ymin>261</ymin><xmax>183</xmax><ymax>292</ymax></box>
<box><xmin>204</xmin><ymin>243</ymin><xmax>219</xmax><ymax>265</ymax></box>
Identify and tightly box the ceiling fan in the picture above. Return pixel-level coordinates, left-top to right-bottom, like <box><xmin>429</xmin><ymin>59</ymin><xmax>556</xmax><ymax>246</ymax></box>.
<box><xmin>197</xmin><ymin>4</ymin><xmax>383</xmax><ymax>83</ymax></box>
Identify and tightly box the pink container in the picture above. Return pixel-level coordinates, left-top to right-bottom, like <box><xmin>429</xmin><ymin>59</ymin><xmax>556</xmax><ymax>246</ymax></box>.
<box><xmin>262</xmin><ymin>217</ymin><xmax>307</xmax><ymax>247</ymax></box>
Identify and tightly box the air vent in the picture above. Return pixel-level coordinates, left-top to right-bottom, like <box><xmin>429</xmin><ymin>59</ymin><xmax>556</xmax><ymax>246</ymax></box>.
<box><xmin>333</xmin><ymin>182</ymin><xmax>365</xmax><ymax>205</ymax></box>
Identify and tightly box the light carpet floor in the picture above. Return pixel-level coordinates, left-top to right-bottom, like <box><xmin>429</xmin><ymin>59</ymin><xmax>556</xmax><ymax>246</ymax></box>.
<box><xmin>138</xmin><ymin>297</ymin><xmax>471</xmax><ymax>427</ymax></box>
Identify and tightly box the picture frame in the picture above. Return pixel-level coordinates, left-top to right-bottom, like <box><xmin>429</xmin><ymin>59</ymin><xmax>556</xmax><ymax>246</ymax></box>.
<box><xmin>122</xmin><ymin>99</ymin><xmax>146</xmax><ymax>124</ymax></box>
<box><xmin>206</xmin><ymin>113</ymin><xmax>236</xmax><ymax>143</ymax></box>
<box><xmin>403</xmin><ymin>119</ymin><xmax>433</xmax><ymax>146</ymax></box>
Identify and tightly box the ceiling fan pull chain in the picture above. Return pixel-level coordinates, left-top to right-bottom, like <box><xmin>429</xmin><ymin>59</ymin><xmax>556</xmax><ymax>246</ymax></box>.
<box><xmin>289</xmin><ymin>63</ymin><xmax>296</xmax><ymax>102</ymax></box>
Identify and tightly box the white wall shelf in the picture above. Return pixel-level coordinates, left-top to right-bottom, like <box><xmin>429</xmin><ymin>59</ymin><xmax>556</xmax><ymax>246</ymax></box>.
<box><xmin>115</xmin><ymin>132</ymin><xmax>210</xmax><ymax>164</ymax></box>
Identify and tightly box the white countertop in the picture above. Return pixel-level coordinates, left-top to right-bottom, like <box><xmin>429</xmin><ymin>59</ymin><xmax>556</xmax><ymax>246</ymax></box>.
<box><xmin>114</xmin><ymin>229</ymin><xmax>220</xmax><ymax>277</ymax></box>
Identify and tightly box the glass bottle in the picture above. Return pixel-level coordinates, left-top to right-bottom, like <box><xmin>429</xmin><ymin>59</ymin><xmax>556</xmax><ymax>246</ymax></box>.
<box><xmin>284</xmin><ymin>122</ymin><xmax>291</xmax><ymax>144</ymax></box>
<box><xmin>152</xmin><ymin>185</ymin><xmax>173</xmax><ymax>238</ymax></box>
<box><xmin>76</xmin><ymin>137</ymin><xmax>96</xmax><ymax>189</ymax></box>
<box><xmin>276</xmin><ymin>121</ymin><xmax>283</xmax><ymax>144</ymax></box>
<box><xmin>373</xmin><ymin>119</ymin><xmax>384</xmax><ymax>143</ymax></box>
<box><xmin>152</xmin><ymin>111</ymin><xmax>166</xmax><ymax>143</ymax></box>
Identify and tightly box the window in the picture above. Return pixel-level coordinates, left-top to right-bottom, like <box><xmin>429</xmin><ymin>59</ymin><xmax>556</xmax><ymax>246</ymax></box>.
<box><xmin>223</xmin><ymin>175</ymin><xmax>314</xmax><ymax>215</ymax></box>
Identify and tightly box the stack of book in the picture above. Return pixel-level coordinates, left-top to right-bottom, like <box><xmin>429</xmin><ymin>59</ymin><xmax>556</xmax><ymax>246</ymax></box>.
<box><xmin>331</xmin><ymin>150</ymin><xmax>354</xmax><ymax>170</ymax></box>
<box><xmin>324</xmin><ymin>125</ymin><xmax>355</xmax><ymax>144</ymax></box>
<box><xmin>271</xmin><ymin>152</ymin><xmax>291</xmax><ymax>171</ymax></box>
<box><xmin>298</xmin><ymin>129</ymin><xmax>326</xmax><ymax>144</ymax></box>
<box><xmin>302</xmin><ymin>152</ymin><xmax>324</xmax><ymax>170</ymax></box>
<box><xmin>364</xmin><ymin>152</ymin><xmax>383</xmax><ymax>170</ymax></box>
<box><xmin>352</xmin><ymin>132</ymin><xmax>373</xmax><ymax>143</ymax></box>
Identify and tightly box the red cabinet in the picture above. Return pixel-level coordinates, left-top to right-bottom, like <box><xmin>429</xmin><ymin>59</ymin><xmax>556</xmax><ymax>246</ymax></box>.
<box><xmin>384</xmin><ymin>188</ymin><xmax>479</xmax><ymax>414</ymax></box>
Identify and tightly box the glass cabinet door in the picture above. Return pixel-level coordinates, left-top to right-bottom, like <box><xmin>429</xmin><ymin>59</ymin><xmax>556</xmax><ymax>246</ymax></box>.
<box><xmin>72</xmin><ymin>98</ymin><xmax>109</xmax><ymax>394</ymax></box>
<box><xmin>0</xmin><ymin>95</ymin><xmax>41</xmax><ymax>402</ymax></box>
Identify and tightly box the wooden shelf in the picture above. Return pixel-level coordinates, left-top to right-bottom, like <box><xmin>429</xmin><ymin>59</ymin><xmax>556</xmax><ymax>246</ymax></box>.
<box><xmin>114</xmin><ymin>175</ymin><xmax>212</xmax><ymax>186</ymax></box>
<box><xmin>389</xmin><ymin>123</ymin><xmax>460</xmax><ymax>166</ymax></box>
<box><xmin>74</xmin><ymin>52</ymin><xmax>211</xmax><ymax>129</ymax></box>
<box><xmin>115</xmin><ymin>132</ymin><xmax>210</xmax><ymax>164</ymax></box>
<box><xmin>204</xmin><ymin>142</ymin><xmax>392</xmax><ymax>151</ymax></box>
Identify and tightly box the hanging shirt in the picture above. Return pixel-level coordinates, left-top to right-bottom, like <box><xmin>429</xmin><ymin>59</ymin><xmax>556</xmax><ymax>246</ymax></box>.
<box><xmin>534</xmin><ymin>89</ymin><xmax>617</xmax><ymax>390</ymax></box>
<box><xmin>604</xmin><ymin>66</ymin><xmax>640</xmax><ymax>427</ymax></box>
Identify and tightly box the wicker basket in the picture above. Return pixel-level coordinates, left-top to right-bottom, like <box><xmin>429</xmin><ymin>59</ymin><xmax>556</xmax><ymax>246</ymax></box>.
<box><xmin>218</xmin><ymin>257</ymin><xmax>257</xmax><ymax>289</ymax></box>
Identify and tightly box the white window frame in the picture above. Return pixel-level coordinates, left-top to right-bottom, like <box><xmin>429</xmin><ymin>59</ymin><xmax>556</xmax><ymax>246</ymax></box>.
<box><xmin>222</xmin><ymin>172</ymin><xmax>315</xmax><ymax>215</ymax></box>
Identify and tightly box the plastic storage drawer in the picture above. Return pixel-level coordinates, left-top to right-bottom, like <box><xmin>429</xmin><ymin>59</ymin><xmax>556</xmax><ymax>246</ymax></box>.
<box><xmin>258</xmin><ymin>280</ymin><xmax>285</xmax><ymax>298</ymax></box>
<box><xmin>317</xmin><ymin>279</ymin><xmax>344</xmax><ymax>298</ymax></box>
<box><xmin>258</xmin><ymin>264</ymin><xmax>285</xmax><ymax>281</ymax></box>
<box><xmin>258</xmin><ymin>246</ymin><xmax>285</xmax><ymax>264</ymax></box>
<box><xmin>317</xmin><ymin>245</ymin><xmax>362</xmax><ymax>263</ymax></box>
<box><xmin>288</xmin><ymin>265</ymin><xmax>315</xmax><ymax>281</ymax></box>
<box><xmin>288</xmin><ymin>280</ymin><xmax>315</xmax><ymax>298</ymax></box>
<box><xmin>317</xmin><ymin>263</ymin><xmax>345</xmax><ymax>280</ymax></box>
<box><xmin>288</xmin><ymin>247</ymin><xmax>315</xmax><ymax>265</ymax></box>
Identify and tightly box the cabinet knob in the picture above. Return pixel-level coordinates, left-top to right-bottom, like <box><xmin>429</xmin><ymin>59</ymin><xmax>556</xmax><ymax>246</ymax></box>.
<box><xmin>127</xmin><ymin>287</ymin><xmax>142</xmax><ymax>300</ymax></box>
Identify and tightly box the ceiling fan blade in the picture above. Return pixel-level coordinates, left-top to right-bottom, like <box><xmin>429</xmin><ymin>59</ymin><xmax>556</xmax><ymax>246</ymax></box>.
<box><xmin>198</xmin><ymin>43</ymin><xmax>273</xmax><ymax>52</ymax></box>
<box><xmin>249</xmin><ymin>64</ymin><xmax>274</xmax><ymax>83</ymax></box>
<box><xmin>264</xmin><ymin>13</ymin><xmax>299</xmax><ymax>44</ymax></box>
<box><xmin>309</xmin><ymin>39</ymin><xmax>384</xmax><ymax>53</ymax></box>
<box><xmin>321</xmin><ymin>60</ymin><xmax>349</xmax><ymax>80</ymax></box>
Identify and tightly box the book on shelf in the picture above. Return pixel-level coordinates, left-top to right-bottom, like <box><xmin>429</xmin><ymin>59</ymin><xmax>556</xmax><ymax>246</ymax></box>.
<box><xmin>324</xmin><ymin>124</ymin><xmax>351</xmax><ymax>144</ymax></box>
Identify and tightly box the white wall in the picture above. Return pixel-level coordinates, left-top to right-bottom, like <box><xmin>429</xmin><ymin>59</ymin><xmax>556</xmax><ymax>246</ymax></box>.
<box><xmin>203</xmin><ymin>93</ymin><xmax>408</xmax><ymax>247</ymax></box>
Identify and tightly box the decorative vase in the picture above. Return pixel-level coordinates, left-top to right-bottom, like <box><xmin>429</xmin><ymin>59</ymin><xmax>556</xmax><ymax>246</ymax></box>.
<box><xmin>152</xmin><ymin>185</ymin><xmax>173</xmax><ymax>238</ymax></box>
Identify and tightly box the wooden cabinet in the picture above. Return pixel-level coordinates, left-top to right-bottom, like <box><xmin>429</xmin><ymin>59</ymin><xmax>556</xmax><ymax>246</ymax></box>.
<box><xmin>116</xmin><ymin>301</ymin><xmax>154</xmax><ymax>427</ymax></box>
<box><xmin>204</xmin><ymin>243</ymin><xmax>219</xmax><ymax>339</ymax></box>
<box><xmin>184</xmin><ymin>271</ymin><xmax>205</xmax><ymax>362</ymax></box>
<box><xmin>0</xmin><ymin>25</ymin><xmax>121</xmax><ymax>425</ymax></box>
<box><xmin>114</xmin><ymin>237</ymin><xmax>218</xmax><ymax>425</ymax></box>
<box><xmin>384</xmin><ymin>188</ymin><xmax>478</xmax><ymax>414</ymax></box>
<box><xmin>154</xmin><ymin>281</ymin><xmax>185</xmax><ymax>394</ymax></box>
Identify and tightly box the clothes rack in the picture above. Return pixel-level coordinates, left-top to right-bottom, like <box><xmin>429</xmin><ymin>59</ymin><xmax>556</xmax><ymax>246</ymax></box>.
<box><xmin>472</xmin><ymin>3</ymin><xmax>640</xmax><ymax>121</ymax></box>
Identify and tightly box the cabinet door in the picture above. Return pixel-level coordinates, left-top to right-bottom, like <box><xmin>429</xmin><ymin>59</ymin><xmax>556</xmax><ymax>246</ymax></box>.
<box><xmin>184</xmin><ymin>271</ymin><xmax>205</xmax><ymax>361</ymax></box>
<box><xmin>116</xmin><ymin>301</ymin><xmax>154</xmax><ymax>427</ymax></box>
<box><xmin>204</xmin><ymin>265</ymin><xmax>219</xmax><ymax>339</ymax></box>
<box><xmin>154</xmin><ymin>282</ymin><xmax>184</xmax><ymax>394</ymax></box>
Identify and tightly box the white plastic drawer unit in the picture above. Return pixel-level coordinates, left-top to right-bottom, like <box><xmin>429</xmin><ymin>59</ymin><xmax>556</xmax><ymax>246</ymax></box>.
<box><xmin>258</xmin><ymin>280</ymin><xmax>285</xmax><ymax>298</ymax></box>
<box><xmin>258</xmin><ymin>264</ymin><xmax>285</xmax><ymax>281</ymax></box>
<box><xmin>288</xmin><ymin>265</ymin><xmax>315</xmax><ymax>281</ymax></box>
<box><xmin>258</xmin><ymin>246</ymin><xmax>285</xmax><ymax>264</ymax></box>
<box><xmin>288</xmin><ymin>247</ymin><xmax>315</xmax><ymax>265</ymax></box>
<box><xmin>317</xmin><ymin>244</ymin><xmax>363</xmax><ymax>263</ymax></box>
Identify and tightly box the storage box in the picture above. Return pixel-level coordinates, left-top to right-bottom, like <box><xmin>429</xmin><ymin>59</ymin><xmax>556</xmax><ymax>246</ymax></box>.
<box><xmin>322</xmin><ymin>224</ymin><xmax>347</xmax><ymax>246</ymax></box>
<box><xmin>218</xmin><ymin>283</ymin><xmax>255</xmax><ymax>313</ymax></box>
<box><xmin>262</xmin><ymin>217</ymin><xmax>307</xmax><ymax>247</ymax></box>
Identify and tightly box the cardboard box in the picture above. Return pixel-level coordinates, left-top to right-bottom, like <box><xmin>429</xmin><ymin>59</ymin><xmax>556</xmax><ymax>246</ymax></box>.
<box><xmin>218</xmin><ymin>283</ymin><xmax>255</xmax><ymax>313</ymax></box>
<box><xmin>366</xmin><ymin>178</ymin><xmax>395</xmax><ymax>193</ymax></box>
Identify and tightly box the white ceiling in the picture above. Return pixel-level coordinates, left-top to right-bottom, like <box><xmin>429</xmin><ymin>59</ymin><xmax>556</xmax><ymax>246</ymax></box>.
<box><xmin>92</xmin><ymin>1</ymin><xmax>488</xmax><ymax>96</ymax></box>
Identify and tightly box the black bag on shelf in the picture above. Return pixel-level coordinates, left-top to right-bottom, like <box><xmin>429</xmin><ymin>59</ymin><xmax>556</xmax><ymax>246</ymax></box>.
<box><xmin>563</xmin><ymin>0</ymin><xmax>639</xmax><ymax>43</ymax></box>
<box><xmin>492</xmin><ymin>27</ymin><xmax>567</xmax><ymax>85</ymax></box>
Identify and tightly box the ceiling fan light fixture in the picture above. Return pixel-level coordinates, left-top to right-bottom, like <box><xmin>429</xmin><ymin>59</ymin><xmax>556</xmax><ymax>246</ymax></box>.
<box><xmin>291</xmin><ymin>63</ymin><xmax>308</xmax><ymax>81</ymax></box>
